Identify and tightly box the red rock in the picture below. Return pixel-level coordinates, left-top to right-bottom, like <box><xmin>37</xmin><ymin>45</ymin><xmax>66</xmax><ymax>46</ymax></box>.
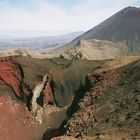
<box><xmin>0</xmin><ymin>95</ymin><xmax>66</xmax><ymax>140</ymax></box>
<box><xmin>0</xmin><ymin>95</ymin><xmax>41</xmax><ymax>140</ymax></box>
<box><xmin>43</xmin><ymin>77</ymin><xmax>57</xmax><ymax>106</ymax></box>
<box><xmin>0</xmin><ymin>57</ymin><xmax>23</xmax><ymax>97</ymax></box>
<box><xmin>44</xmin><ymin>82</ymin><xmax>53</xmax><ymax>105</ymax></box>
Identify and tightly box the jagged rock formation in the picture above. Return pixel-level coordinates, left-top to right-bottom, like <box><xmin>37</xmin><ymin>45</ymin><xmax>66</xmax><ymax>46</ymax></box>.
<box><xmin>64</xmin><ymin>60</ymin><xmax>140</xmax><ymax>139</ymax></box>
<box><xmin>44</xmin><ymin>81</ymin><xmax>53</xmax><ymax>105</ymax></box>
<box><xmin>44</xmin><ymin>77</ymin><xmax>56</xmax><ymax>106</ymax></box>
<box><xmin>31</xmin><ymin>74</ymin><xmax>60</xmax><ymax>124</ymax></box>
<box><xmin>0</xmin><ymin>56</ymin><xmax>67</xmax><ymax>140</ymax></box>
<box><xmin>31</xmin><ymin>75</ymin><xmax>51</xmax><ymax>124</ymax></box>
<box><xmin>0</xmin><ymin>57</ymin><xmax>24</xmax><ymax>98</ymax></box>
<box><xmin>31</xmin><ymin>75</ymin><xmax>48</xmax><ymax>112</ymax></box>
<box><xmin>66</xmin><ymin>70</ymin><xmax>119</xmax><ymax>137</ymax></box>
<box><xmin>0</xmin><ymin>55</ymin><xmax>140</xmax><ymax>140</ymax></box>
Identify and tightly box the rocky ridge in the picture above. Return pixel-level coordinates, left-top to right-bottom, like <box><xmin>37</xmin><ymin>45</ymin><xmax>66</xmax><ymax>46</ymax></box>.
<box><xmin>52</xmin><ymin>59</ymin><xmax>140</xmax><ymax>140</ymax></box>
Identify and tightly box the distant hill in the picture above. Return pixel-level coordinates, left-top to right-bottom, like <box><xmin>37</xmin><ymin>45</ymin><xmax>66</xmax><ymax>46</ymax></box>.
<box><xmin>47</xmin><ymin>39</ymin><xmax>128</xmax><ymax>60</ymax></box>
<box><xmin>0</xmin><ymin>31</ymin><xmax>84</xmax><ymax>51</ymax></box>
<box><xmin>61</xmin><ymin>7</ymin><xmax>140</xmax><ymax>57</ymax></box>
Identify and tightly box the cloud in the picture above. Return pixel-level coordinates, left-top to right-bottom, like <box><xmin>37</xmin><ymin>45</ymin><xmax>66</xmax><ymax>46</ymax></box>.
<box><xmin>0</xmin><ymin>0</ymin><xmax>139</xmax><ymax>33</ymax></box>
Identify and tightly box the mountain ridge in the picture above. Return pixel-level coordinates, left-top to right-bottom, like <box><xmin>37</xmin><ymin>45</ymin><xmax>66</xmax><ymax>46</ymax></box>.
<box><xmin>59</xmin><ymin>6</ymin><xmax>140</xmax><ymax>57</ymax></box>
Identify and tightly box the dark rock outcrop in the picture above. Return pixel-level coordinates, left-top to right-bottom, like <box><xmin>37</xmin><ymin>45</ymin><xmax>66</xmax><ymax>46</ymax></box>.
<box><xmin>65</xmin><ymin>61</ymin><xmax>140</xmax><ymax>139</ymax></box>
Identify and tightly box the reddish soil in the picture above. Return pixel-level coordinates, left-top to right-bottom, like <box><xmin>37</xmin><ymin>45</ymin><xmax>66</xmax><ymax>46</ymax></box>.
<box><xmin>0</xmin><ymin>95</ymin><xmax>66</xmax><ymax>140</ymax></box>
<box><xmin>44</xmin><ymin>81</ymin><xmax>53</xmax><ymax>105</ymax></box>
<box><xmin>0</xmin><ymin>95</ymin><xmax>38</xmax><ymax>140</ymax></box>
<box><xmin>0</xmin><ymin>57</ymin><xmax>67</xmax><ymax>140</ymax></box>
<box><xmin>0</xmin><ymin>57</ymin><xmax>23</xmax><ymax>97</ymax></box>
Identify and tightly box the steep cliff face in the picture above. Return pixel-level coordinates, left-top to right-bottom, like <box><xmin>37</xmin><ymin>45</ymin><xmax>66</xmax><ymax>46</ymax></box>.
<box><xmin>0</xmin><ymin>57</ymin><xmax>67</xmax><ymax>140</ymax></box>
<box><xmin>65</xmin><ymin>60</ymin><xmax>140</xmax><ymax>139</ymax></box>
<box><xmin>0</xmin><ymin>55</ymin><xmax>139</xmax><ymax>140</ymax></box>
<box><xmin>0</xmin><ymin>57</ymin><xmax>24</xmax><ymax>98</ymax></box>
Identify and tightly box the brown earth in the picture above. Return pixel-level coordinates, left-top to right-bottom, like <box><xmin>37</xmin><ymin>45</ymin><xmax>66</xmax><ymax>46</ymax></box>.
<box><xmin>0</xmin><ymin>56</ymin><xmax>67</xmax><ymax>140</ymax></box>
<box><xmin>0</xmin><ymin>56</ymin><xmax>140</xmax><ymax>140</ymax></box>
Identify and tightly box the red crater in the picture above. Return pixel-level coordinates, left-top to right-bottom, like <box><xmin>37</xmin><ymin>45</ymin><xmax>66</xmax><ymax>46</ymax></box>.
<box><xmin>0</xmin><ymin>57</ymin><xmax>23</xmax><ymax>98</ymax></box>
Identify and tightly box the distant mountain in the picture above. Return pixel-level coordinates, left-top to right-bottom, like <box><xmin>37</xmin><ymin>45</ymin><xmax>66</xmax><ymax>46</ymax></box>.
<box><xmin>64</xmin><ymin>7</ymin><xmax>140</xmax><ymax>55</ymax></box>
<box><xmin>0</xmin><ymin>31</ymin><xmax>84</xmax><ymax>51</ymax></box>
<box><xmin>0</xmin><ymin>31</ymin><xmax>83</xmax><ymax>39</ymax></box>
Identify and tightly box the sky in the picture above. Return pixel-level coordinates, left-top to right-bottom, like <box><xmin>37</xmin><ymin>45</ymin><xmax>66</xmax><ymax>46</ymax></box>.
<box><xmin>0</xmin><ymin>0</ymin><xmax>140</xmax><ymax>35</ymax></box>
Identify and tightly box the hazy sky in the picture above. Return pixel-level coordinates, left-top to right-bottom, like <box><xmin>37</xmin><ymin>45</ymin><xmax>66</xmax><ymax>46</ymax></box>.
<box><xmin>0</xmin><ymin>0</ymin><xmax>140</xmax><ymax>33</ymax></box>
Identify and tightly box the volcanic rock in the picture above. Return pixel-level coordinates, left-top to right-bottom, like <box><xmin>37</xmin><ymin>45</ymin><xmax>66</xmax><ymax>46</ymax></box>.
<box><xmin>0</xmin><ymin>57</ymin><xmax>24</xmax><ymax>98</ymax></box>
<box><xmin>64</xmin><ymin>60</ymin><xmax>140</xmax><ymax>140</ymax></box>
